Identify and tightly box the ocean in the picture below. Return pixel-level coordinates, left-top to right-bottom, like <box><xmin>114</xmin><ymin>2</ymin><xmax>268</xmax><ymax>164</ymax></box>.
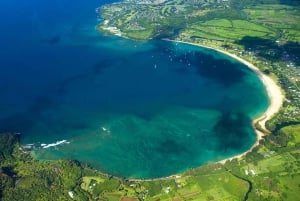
<box><xmin>0</xmin><ymin>0</ymin><xmax>269</xmax><ymax>178</ymax></box>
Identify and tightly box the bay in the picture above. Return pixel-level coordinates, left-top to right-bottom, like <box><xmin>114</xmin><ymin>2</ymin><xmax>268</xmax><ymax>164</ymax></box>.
<box><xmin>0</xmin><ymin>0</ymin><xmax>269</xmax><ymax>178</ymax></box>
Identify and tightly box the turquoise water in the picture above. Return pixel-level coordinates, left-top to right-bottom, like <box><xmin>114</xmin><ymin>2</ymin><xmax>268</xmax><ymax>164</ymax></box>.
<box><xmin>0</xmin><ymin>0</ymin><xmax>269</xmax><ymax>178</ymax></box>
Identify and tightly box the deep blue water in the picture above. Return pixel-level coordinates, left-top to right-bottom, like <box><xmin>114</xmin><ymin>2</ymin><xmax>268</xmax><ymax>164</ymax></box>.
<box><xmin>0</xmin><ymin>0</ymin><xmax>269</xmax><ymax>178</ymax></box>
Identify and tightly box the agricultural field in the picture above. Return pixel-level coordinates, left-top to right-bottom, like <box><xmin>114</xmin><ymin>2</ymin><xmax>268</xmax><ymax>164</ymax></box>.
<box><xmin>181</xmin><ymin>4</ymin><xmax>300</xmax><ymax>44</ymax></box>
<box><xmin>186</xmin><ymin>19</ymin><xmax>276</xmax><ymax>41</ymax></box>
<box><xmin>233</xmin><ymin>129</ymin><xmax>300</xmax><ymax>201</ymax></box>
<box><xmin>78</xmin><ymin>163</ymin><xmax>249</xmax><ymax>200</ymax></box>
<box><xmin>280</xmin><ymin>124</ymin><xmax>300</xmax><ymax>146</ymax></box>
<box><xmin>244</xmin><ymin>4</ymin><xmax>300</xmax><ymax>42</ymax></box>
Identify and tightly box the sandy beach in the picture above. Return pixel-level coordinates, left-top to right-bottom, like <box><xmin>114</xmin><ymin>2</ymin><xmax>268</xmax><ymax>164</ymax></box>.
<box><xmin>166</xmin><ymin>39</ymin><xmax>284</xmax><ymax>163</ymax></box>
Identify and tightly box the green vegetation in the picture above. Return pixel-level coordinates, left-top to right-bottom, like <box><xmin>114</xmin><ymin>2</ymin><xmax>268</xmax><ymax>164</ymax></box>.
<box><xmin>99</xmin><ymin>0</ymin><xmax>300</xmax><ymax>41</ymax></box>
<box><xmin>187</xmin><ymin>19</ymin><xmax>276</xmax><ymax>41</ymax></box>
<box><xmin>280</xmin><ymin>124</ymin><xmax>300</xmax><ymax>147</ymax></box>
<box><xmin>1</xmin><ymin>129</ymin><xmax>300</xmax><ymax>200</ymax></box>
<box><xmin>0</xmin><ymin>134</ymin><xmax>90</xmax><ymax>201</ymax></box>
<box><xmin>1</xmin><ymin>133</ymin><xmax>249</xmax><ymax>200</ymax></box>
<box><xmin>235</xmin><ymin>130</ymin><xmax>300</xmax><ymax>201</ymax></box>
<box><xmin>1</xmin><ymin>0</ymin><xmax>300</xmax><ymax>200</ymax></box>
<box><xmin>244</xmin><ymin>4</ymin><xmax>300</xmax><ymax>41</ymax></box>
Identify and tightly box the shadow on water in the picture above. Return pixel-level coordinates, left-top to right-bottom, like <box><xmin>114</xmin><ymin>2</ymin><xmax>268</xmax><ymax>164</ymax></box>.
<box><xmin>237</xmin><ymin>36</ymin><xmax>300</xmax><ymax>66</ymax></box>
<box><xmin>213</xmin><ymin>112</ymin><xmax>252</xmax><ymax>151</ymax></box>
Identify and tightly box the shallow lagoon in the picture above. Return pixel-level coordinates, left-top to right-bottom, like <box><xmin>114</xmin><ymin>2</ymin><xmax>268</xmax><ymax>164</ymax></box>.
<box><xmin>0</xmin><ymin>0</ymin><xmax>269</xmax><ymax>178</ymax></box>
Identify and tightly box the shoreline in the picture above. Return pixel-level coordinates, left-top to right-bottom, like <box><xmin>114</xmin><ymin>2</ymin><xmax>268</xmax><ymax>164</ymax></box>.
<box><xmin>165</xmin><ymin>39</ymin><xmax>284</xmax><ymax>164</ymax></box>
<box><xmin>23</xmin><ymin>35</ymin><xmax>284</xmax><ymax>181</ymax></box>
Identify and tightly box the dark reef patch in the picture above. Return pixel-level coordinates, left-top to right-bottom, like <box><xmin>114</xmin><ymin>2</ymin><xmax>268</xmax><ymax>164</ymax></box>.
<box><xmin>191</xmin><ymin>52</ymin><xmax>247</xmax><ymax>87</ymax></box>
<box><xmin>156</xmin><ymin>139</ymin><xmax>185</xmax><ymax>155</ymax></box>
<box><xmin>213</xmin><ymin>112</ymin><xmax>252</xmax><ymax>151</ymax></box>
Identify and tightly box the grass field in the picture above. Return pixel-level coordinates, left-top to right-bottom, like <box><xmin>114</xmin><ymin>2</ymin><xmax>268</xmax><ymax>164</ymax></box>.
<box><xmin>244</xmin><ymin>154</ymin><xmax>291</xmax><ymax>175</ymax></box>
<box><xmin>186</xmin><ymin>18</ymin><xmax>277</xmax><ymax>42</ymax></box>
<box><xmin>278</xmin><ymin>174</ymin><xmax>300</xmax><ymax>201</ymax></box>
<box><xmin>281</xmin><ymin>124</ymin><xmax>300</xmax><ymax>144</ymax></box>
<box><xmin>178</xmin><ymin>4</ymin><xmax>300</xmax><ymax>44</ymax></box>
<box><xmin>244</xmin><ymin>4</ymin><xmax>300</xmax><ymax>41</ymax></box>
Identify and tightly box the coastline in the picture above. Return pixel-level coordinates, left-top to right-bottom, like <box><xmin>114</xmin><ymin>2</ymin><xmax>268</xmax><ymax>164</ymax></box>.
<box><xmin>165</xmin><ymin>39</ymin><xmax>284</xmax><ymax>164</ymax></box>
<box><xmin>23</xmin><ymin>35</ymin><xmax>284</xmax><ymax>180</ymax></box>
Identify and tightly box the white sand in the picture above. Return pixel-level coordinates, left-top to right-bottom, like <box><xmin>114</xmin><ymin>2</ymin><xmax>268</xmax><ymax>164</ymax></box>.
<box><xmin>166</xmin><ymin>39</ymin><xmax>284</xmax><ymax>163</ymax></box>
